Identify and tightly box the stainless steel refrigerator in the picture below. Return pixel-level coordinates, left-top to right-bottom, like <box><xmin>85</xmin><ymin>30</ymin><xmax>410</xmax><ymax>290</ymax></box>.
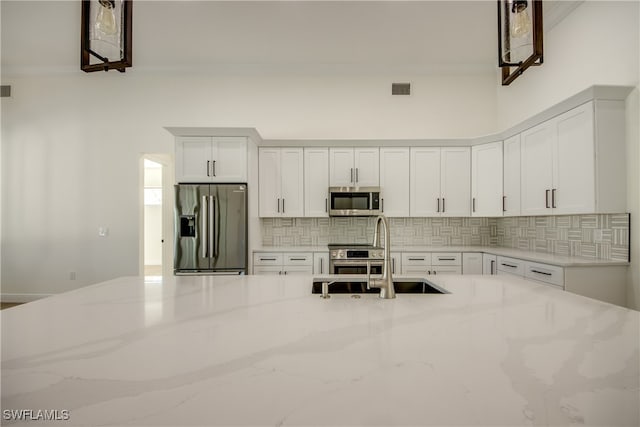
<box><xmin>174</xmin><ymin>184</ymin><xmax>247</xmax><ymax>275</ymax></box>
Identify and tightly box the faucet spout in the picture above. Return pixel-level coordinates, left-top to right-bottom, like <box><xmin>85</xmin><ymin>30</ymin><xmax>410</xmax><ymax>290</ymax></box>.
<box><xmin>369</xmin><ymin>215</ymin><xmax>396</xmax><ymax>299</ymax></box>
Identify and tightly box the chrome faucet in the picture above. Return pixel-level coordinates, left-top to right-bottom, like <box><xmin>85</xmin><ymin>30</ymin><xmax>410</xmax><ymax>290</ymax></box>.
<box><xmin>368</xmin><ymin>215</ymin><xmax>396</xmax><ymax>299</ymax></box>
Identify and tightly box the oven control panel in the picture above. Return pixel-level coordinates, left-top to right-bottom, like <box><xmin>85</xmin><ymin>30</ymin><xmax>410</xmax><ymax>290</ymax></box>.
<box><xmin>330</xmin><ymin>249</ymin><xmax>384</xmax><ymax>260</ymax></box>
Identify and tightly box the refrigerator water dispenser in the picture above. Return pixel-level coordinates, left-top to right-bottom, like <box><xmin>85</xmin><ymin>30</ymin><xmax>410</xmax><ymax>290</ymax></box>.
<box><xmin>180</xmin><ymin>215</ymin><xmax>196</xmax><ymax>237</ymax></box>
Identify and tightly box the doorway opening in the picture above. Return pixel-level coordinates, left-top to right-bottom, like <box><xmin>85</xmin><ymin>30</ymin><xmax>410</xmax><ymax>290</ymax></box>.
<box><xmin>140</xmin><ymin>154</ymin><xmax>174</xmax><ymax>279</ymax></box>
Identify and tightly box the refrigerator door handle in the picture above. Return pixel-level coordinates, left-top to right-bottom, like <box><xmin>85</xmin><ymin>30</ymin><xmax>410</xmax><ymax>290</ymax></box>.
<box><xmin>209</xmin><ymin>195</ymin><xmax>215</xmax><ymax>258</ymax></box>
<box><xmin>201</xmin><ymin>195</ymin><xmax>208</xmax><ymax>258</ymax></box>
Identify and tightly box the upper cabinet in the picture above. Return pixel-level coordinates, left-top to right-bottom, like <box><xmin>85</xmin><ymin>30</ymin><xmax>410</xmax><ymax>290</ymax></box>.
<box><xmin>521</xmin><ymin>100</ymin><xmax>625</xmax><ymax>215</ymax></box>
<box><xmin>502</xmin><ymin>134</ymin><xmax>521</xmax><ymax>216</ymax></box>
<box><xmin>410</xmin><ymin>147</ymin><xmax>470</xmax><ymax>217</ymax></box>
<box><xmin>471</xmin><ymin>141</ymin><xmax>503</xmax><ymax>217</ymax></box>
<box><xmin>329</xmin><ymin>148</ymin><xmax>379</xmax><ymax>187</ymax></box>
<box><xmin>379</xmin><ymin>148</ymin><xmax>410</xmax><ymax>217</ymax></box>
<box><xmin>175</xmin><ymin>136</ymin><xmax>247</xmax><ymax>183</ymax></box>
<box><xmin>304</xmin><ymin>148</ymin><xmax>329</xmax><ymax>217</ymax></box>
<box><xmin>259</xmin><ymin>148</ymin><xmax>304</xmax><ymax>217</ymax></box>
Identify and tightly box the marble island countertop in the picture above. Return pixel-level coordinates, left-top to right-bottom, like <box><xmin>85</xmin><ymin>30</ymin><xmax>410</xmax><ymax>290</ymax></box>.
<box><xmin>2</xmin><ymin>274</ymin><xmax>638</xmax><ymax>426</ymax></box>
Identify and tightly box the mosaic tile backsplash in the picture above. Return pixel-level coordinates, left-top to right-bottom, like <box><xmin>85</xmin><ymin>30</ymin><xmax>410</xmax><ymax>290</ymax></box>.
<box><xmin>261</xmin><ymin>213</ymin><xmax>630</xmax><ymax>261</ymax></box>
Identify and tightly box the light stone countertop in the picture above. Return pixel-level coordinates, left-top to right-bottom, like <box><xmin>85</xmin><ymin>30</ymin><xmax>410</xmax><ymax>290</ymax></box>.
<box><xmin>1</xmin><ymin>274</ymin><xmax>638</xmax><ymax>426</ymax></box>
<box><xmin>252</xmin><ymin>245</ymin><xmax>629</xmax><ymax>267</ymax></box>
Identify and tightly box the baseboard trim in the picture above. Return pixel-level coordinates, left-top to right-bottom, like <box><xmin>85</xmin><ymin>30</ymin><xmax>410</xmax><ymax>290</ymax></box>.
<box><xmin>1</xmin><ymin>293</ymin><xmax>53</xmax><ymax>303</ymax></box>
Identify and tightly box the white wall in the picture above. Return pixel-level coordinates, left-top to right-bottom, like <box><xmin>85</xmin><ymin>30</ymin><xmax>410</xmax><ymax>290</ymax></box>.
<box><xmin>0</xmin><ymin>71</ymin><xmax>497</xmax><ymax>299</ymax></box>
<box><xmin>496</xmin><ymin>0</ymin><xmax>640</xmax><ymax>310</ymax></box>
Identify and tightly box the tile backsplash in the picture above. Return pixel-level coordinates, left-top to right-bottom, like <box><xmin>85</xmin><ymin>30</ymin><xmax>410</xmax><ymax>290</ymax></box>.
<box><xmin>260</xmin><ymin>213</ymin><xmax>629</xmax><ymax>261</ymax></box>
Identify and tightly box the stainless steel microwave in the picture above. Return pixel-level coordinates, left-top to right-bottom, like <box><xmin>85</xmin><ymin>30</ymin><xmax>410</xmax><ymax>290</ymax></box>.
<box><xmin>329</xmin><ymin>187</ymin><xmax>381</xmax><ymax>216</ymax></box>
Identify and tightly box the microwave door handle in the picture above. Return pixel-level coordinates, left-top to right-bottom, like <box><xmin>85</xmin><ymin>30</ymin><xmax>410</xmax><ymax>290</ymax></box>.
<box><xmin>201</xmin><ymin>195</ymin><xmax>208</xmax><ymax>258</ymax></box>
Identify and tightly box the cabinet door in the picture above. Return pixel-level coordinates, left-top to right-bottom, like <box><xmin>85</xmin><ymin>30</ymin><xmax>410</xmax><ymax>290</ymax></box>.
<box><xmin>175</xmin><ymin>137</ymin><xmax>213</xmax><ymax>183</ymax></box>
<box><xmin>503</xmin><ymin>134</ymin><xmax>521</xmax><ymax>216</ymax></box>
<box><xmin>329</xmin><ymin>148</ymin><xmax>355</xmax><ymax>186</ymax></box>
<box><xmin>462</xmin><ymin>253</ymin><xmax>483</xmax><ymax>274</ymax></box>
<box><xmin>253</xmin><ymin>266</ymin><xmax>283</xmax><ymax>275</ymax></box>
<box><xmin>212</xmin><ymin>137</ymin><xmax>247</xmax><ymax>183</ymax></box>
<box><xmin>554</xmin><ymin>102</ymin><xmax>595</xmax><ymax>214</ymax></box>
<box><xmin>280</xmin><ymin>148</ymin><xmax>304</xmax><ymax>217</ymax></box>
<box><xmin>390</xmin><ymin>252</ymin><xmax>402</xmax><ymax>275</ymax></box>
<box><xmin>353</xmin><ymin>148</ymin><xmax>380</xmax><ymax>186</ymax></box>
<box><xmin>521</xmin><ymin>121</ymin><xmax>555</xmax><ymax>216</ymax></box>
<box><xmin>313</xmin><ymin>252</ymin><xmax>330</xmax><ymax>274</ymax></box>
<box><xmin>410</xmin><ymin>148</ymin><xmax>441</xmax><ymax>216</ymax></box>
<box><xmin>440</xmin><ymin>147</ymin><xmax>470</xmax><ymax>217</ymax></box>
<box><xmin>258</xmin><ymin>148</ymin><xmax>282</xmax><ymax>217</ymax></box>
<box><xmin>304</xmin><ymin>148</ymin><xmax>329</xmax><ymax>217</ymax></box>
<box><xmin>379</xmin><ymin>148</ymin><xmax>410</xmax><ymax>217</ymax></box>
<box><xmin>482</xmin><ymin>254</ymin><xmax>497</xmax><ymax>275</ymax></box>
<box><xmin>471</xmin><ymin>142</ymin><xmax>503</xmax><ymax>217</ymax></box>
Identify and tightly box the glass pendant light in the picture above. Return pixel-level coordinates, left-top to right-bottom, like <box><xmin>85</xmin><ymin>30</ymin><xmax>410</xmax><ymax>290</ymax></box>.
<box><xmin>96</xmin><ymin>0</ymin><xmax>118</xmax><ymax>36</ymax></box>
<box><xmin>510</xmin><ymin>0</ymin><xmax>532</xmax><ymax>38</ymax></box>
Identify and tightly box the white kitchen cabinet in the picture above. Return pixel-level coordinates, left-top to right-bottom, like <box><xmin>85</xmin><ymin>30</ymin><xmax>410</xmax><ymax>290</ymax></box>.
<box><xmin>496</xmin><ymin>256</ymin><xmax>526</xmax><ymax>277</ymax></box>
<box><xmin>379</xmin><ymin>148</ymin><xmax>410</xmax><ymax>217</ymax></box>
<box><xmin>313</xmin><ymin>252</ymin><xmax>330</xmax><ymax>275</ymax></box>
<box><xmin>175</xmin><ymin>136</ymin><xmax>247</xmax><ymax>183</ymax></box>
<box><xmin>482</xmin><ymin>254</ymin><xmax>497</xmax><ymax>275</ymax></box>
<box><xmin>390</xmin><ymin>252</ymin><xmax>402</xmax><ymax>275</ymax></box>
<box><xmin>304</xmin><ymin>148</ymin><xmax>329</xmax><ymax>217</ymax></box>
<box><xmin>520</xmin><ymin>100</ymin><xmax>625</xmax><ymax>215</ymax></box>
<box><xmin>502</xmin><ymin>134</ymin><xmax>521</xmax><ymax>216</ymax></box>
<box><xmin>410</xmin><ymin>147</ymin><xmax>470</xmax><ymax>217</ymax></box>
<box><xmin>253</xmin><ymin>251</ymin><xmax>313</xmax><ymax>275</ymax></box>
<box><xmin>401</xmin><ymin>252</ymin><xmax>462</xmax><ymax>275</ymax></box>
<box><xmin>462</xmin><ymin>253</ymin><xmax>483</xmax><ymax>274</ymax></box>
<box><xmin>329</xmin><ymin>148</ymin><xmax>379</xmax><ymax>187</ymax></box>
<box><xmin>471</xmin><ymin>141</ymin><xmax>503</xmax><ymax>217</ymax></box>
<box><xmin>259</xmin><ymin>148</ymin><xmax>304</xmax><ymax>217</ymax></box>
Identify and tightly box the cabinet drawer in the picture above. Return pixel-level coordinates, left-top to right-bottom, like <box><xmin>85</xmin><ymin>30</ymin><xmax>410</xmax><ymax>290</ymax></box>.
<box><xmin>431</xmin><ymin>253</ymin><xmax>461</xmax><ymax>266</ymax></box>
<box><xmin>253</xmin><ymin>266</ymin><xmax>283</xmax><ymax>275</ymax></box>
<box><xmin>402</xmin><ymin>253</ymin><xmax>430</xmax><ymax>266</ymax></box>
<box><xmin>496</xmin><ymin>256</ymin><xmax>525</xmax><ymax>276</ymax></box>
<box><xmin>282</xmin><ymin>265</ymin><xmax>313</xmax><ymax>275</ymax></box>
<box><xmin>283</xmin><ymin>252</ymin><xmax>313</xmax><ymax>266</ymax></box>
<box><xmin>253</xmin><ymin>252</ymin><xmax>283</xmax><ymax>266</ymax></box>
<box><xmin>525</xmin><ymin>262</ymin><xmax>564</xmax><ymax>288</ymax></box>
<box><xmin>402</xmin><ymin>266</ymin><xmax>431</xmax><ymax>276</ymax></box>
<box><xmin>432</xmin><ymin>266</ymin><xmax>462</xmax><ymax>275</ymax></box>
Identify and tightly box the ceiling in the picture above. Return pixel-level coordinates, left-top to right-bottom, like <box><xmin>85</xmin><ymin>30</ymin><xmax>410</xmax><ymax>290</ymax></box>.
<box><xmin>1</xmin><ymin>1</ymin><xmax>582</xmax><ymax>74</ymax></box>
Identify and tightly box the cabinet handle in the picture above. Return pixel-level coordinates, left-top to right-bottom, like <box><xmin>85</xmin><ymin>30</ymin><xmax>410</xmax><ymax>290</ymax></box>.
<box><xmin>438</xmin><ymin>257</ymin><xmax>456</xmax><ymax>261</ymax></box>
<box><xmin>545</xmin><ymin>189</ymin><xmax>550</xmax><ymax>208</ymax></box>
<box><xmin>531</xmin><ymin>269</ymin><xmax>552</xmax><ymax>276</ymax></box>
<box><xmin>437</xmin><ymin>198</ymin><xmax>440</xmax><ymax>213</ymax></box>
<box><xmin>552</xmin><ymin>189</ymin><xmax>557</xmax><ymax>209</ymax></box>
<box><xmin>433</xmin><ymin>270</ymin><xmax>437</xmax><ymax>275</ymax></box>
<box><xmin>472</xmin><ymin>198</ymin><xmax>476</xmax><ymax>213</ymax></box>
<box><xmin>282</xmin><ymin>199</ymin><xmax>285</xmax><ymax>213</ymax></box>
<box><xmin>350</xmin><ymin>168</ymin><xmax>354</xmax><ymax>183</ymax></box>
<box><xmin>277</xmin><ymin>198</ymin><xmax>280</xmax><ymax>213</ymax></box>
<box><xmin>212</xmin><ymin>160</ymin><xmax>216</xmax><ymax>177</ymax></box>
<box><xmin>502</xmin><ymin>263</ymin><xmax>517</xmax><ymax>268</ymax></box>
<box><xmin>442</xmin><ymin>198</ymin><xmax>445</xmax><ymax>213</ymax></box>
<box><xmin>502</xmin><ymin>196</ymin><xmax>506</xmax><ymax>212</ymax></box>
<box><xmin>284</xmin><ymin>271</ymin><xmax>288</xmax><ymax>275</ymax></box>
<box><xmin>320</xmin><ymin>258</ymin><xmax>324</xmax><ymax>274</ymax></box>
<box><xmin>491</xmin><ymin>259</ymin><xmax>496</xmax><ymax>274</ymax></box>
<box><xmin>355</xmin><ymin>168</ymin><xmax>359</xmax><ymax>183</ymax></box>
<box><xmin>408</xmin><ymin>257</ymin><xmax>425</xmax><ymax>261</ymax></box>
<box><xmin>290</xmin><ymin>258</ymin><xmax>306</xmax><ymax>261</ymax></box>
<box><xmin>260</xmin><ymin>257</ymin><xmax>277</xmax><ymax>261</ymax></box>
<box><xmin>381</xmin><ymin>198</ymin><xmax>384</xmax><ymax>213</ymax></box>
<box><xmin>206</xmin><ymin>160</ymin><xmax>211</xmax><ymax>177</ymax></box>
<box><xmin>392</xmin><ymin>258</ymin><xmax>395</xmax><ymax>274</ymax></box>
<box><xmin>325</xmin><ymin>198</ymin><xmax>328</xmax><ymax>213</ymax></box>
<box><xmin>278</xmin><ymin>271</ymin><xmax>282</xmax><ymax>275</ymax></box>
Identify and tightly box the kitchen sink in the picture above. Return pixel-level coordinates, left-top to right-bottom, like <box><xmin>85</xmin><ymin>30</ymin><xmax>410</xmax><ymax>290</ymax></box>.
<box><xmin>311</xmin><ymin>279</ymin><xmax>449</xmax><ymax>295</ymax></box>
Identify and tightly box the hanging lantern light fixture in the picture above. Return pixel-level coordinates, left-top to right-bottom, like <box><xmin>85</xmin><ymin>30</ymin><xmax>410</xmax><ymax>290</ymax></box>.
<box><xmin>81</xmin><ymin>0</ymin><xmax>132</xmax><ymax>72</ymax></box>
<box><xmin>497</xmin><ymin>0</ymin><xmax>543</xmax><ymax>85</ymax></box>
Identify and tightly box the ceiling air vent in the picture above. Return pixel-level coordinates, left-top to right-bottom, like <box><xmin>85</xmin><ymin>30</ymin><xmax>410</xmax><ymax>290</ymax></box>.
<box><xmin>392</xmin><ymin>83</ymin><xmax>410</xmax><ymax>95</ymax></box>
<box><xmin>0</xmin><ymin>86</ymin><xmax>11</xmax><ymax>98</ymax></box>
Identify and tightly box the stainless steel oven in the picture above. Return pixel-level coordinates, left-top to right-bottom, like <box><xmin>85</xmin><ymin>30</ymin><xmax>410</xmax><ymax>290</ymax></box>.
<box><xmin>329</xmin><ymin>187</ymin><xmax>381</xmax><ymax>217</ymax></box>
<box><xmin>329</xmin><ymin>244</ymin><xmax>383</xmax><ymax>275</ymax></box>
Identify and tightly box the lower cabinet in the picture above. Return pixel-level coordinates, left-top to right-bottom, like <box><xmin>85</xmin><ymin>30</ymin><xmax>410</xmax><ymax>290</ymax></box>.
<box><xmin>496</xmin><ymin>256</ymin><xmax>563</xmax><ymax>289</ymax></box>
<box><xmin>253</xmin><ymin>252</ymin><xmax>313</xmax><ymax>275</ymax></box>
<box><xmin>462</xmin><ymin>252</ymin><xmax>483</xmax><ymax>274</ymax></box>
<box><xmin>401</xmin><ymin>252</ymin><xmax>462</xmax><ymax>275</ymax></box>
<box><xmin>482</xmin><ymin>254</ymin><xmax>497</xmax><ymax>274</ymax></box>
<box><xmin>313</xmin><ymin>252</ymin><xmax>330</xmax><ymax>275</ymax></box>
